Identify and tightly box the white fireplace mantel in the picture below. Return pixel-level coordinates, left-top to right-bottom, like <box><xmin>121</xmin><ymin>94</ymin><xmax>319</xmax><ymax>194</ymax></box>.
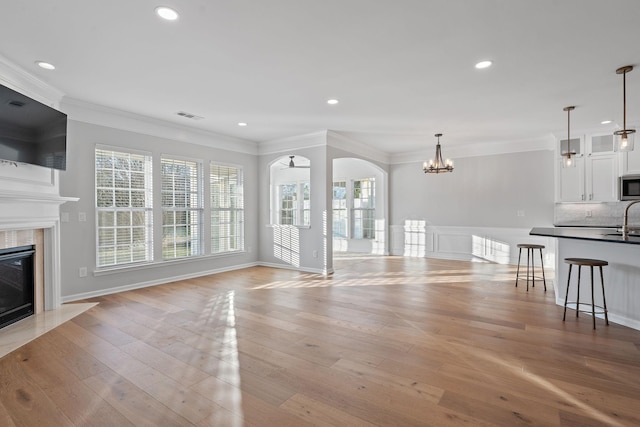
<box><xmin>0</xmin><ymin>166</ymin><xmax>78</xmax><ymax>310</ymax></box>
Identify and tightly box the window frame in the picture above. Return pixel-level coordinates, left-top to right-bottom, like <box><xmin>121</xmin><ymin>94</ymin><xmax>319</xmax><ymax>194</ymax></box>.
<box><xmin>210</xmin><ymin>162</ymin><xmax>245</xmax><ymax>254</ymax></box>
<box><xmin>352</xmin><ymin>178</ymin><xmax>376</xmax><ymax>240</ymax></box>
<box><xmin>332</xmin><ymin>180</ymin><xmax>348</xmax><ymax>238</ymax></box>
<box><xmin>160</xmin><ymin>155</ymin><xmax>204</xmax><ymax>260</ymax></box>
<box><xmin>95</xmin><ymin>145</ymin><xmax>154</xmax><ymax>268</ymax></box>
<box><xmin>277</xmin><ymin>181</ymin><xmax>310</xmax><ymax>227</ymax></box>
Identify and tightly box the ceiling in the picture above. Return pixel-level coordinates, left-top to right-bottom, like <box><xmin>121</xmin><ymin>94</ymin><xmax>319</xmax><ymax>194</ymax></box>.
<box><xmin>1</xmin><ymin>0</ymin><xmax>640</xmax><ymax>155</ymax></box>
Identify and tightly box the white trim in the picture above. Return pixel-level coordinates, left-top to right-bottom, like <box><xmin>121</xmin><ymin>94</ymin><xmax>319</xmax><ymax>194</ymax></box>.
<box><xmin>93</xmin><ymin>250</ymin><xmax>250</xmax><ymax>276</ymax></box>
<box><xmin>95</xmin><ymin>143</ymin><xmax>152</xmax><ymax>158</ymax></box>
<box><xmin>44</xmin><ymin>224</ymin><xmax>62</xmax><ymax>310</ymax></box>
<box><xmin>390</xmin><ymin>224</ymin><xmax>555</xmax><ymax>266</ymax></box>
<box><xmin>552</xmin><ymin>294</ymin><xmax>640</xmax><ymax>331</ymax></box>
<box><xmin>63</xmin><ymin>262</ymin><xmax>259</xmax><ymax>303</ymax></box>
<box><xmin>258</xmin><ymin>131</ymin><xmax>328</xmax><ymax>155</ymax></box>
<box><xmin>0</xmin><ymin>53</ymin><xmax>65</xmax><ymax>108</ymax></box>
<box><xmin>327</xmin><ymin>131</ymin><xmax>390</xmax><ymax>164</ymax></box>
<box><xmin>390</xmin><ymin>134</ymin><xmax>556</xmax><ymax>165</ymax></box>
<box><xmin>258</xmin><ymin>261</ymin><xmax>331</xmax><ymax>275</ymax></box>
<box><xmin>62</xmin><ymin>97</ymin><xmax>259</xmax><ymax>155</ymax></box>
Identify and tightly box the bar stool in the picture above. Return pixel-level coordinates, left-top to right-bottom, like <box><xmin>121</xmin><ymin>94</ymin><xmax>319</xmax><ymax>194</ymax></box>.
<box><xmin>515</xmin><ymin>244</ymin><xmax>546</xmax><ymax>291</ymax></box>
<box><xmin>563</xmin><ymin>258</ymin><xmax>609</xmax><ymax>329</ymax></box>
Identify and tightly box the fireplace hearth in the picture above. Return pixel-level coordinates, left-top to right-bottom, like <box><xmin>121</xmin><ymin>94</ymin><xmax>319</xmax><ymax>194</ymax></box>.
<box><xmin>0</xmin><ymin>245</ymin><xmax>35</xmax><ymax>329</ymax></box>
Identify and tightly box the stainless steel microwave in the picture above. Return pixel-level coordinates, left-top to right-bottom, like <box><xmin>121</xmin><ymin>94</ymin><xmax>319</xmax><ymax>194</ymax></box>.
<box><xmin>620</xmin><ymin>175</ymin><xmax>640</xmax><ymax>200</ymax></box>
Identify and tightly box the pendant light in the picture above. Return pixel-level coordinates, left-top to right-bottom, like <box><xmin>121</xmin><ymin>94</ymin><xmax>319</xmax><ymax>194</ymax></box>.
<box><xmin>562</xmin><ymin>106</ymin><xmax>576</xmax><ymax>168</ymax></box>
<box><xmin>614</xmin><ymin>65</ymin><xmax>635</xmax><ymax>152</ymax></box>
<box><xmin>423</xmin><ymin>133</ymin><xmax>453</xmax><ymax>174</ymax></box>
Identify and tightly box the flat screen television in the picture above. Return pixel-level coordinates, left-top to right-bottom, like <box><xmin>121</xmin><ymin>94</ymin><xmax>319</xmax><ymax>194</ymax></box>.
<box><xmin>0</xmin><ymin>83</ymin><xmax>67</xmax><ymax>170</ymax></box>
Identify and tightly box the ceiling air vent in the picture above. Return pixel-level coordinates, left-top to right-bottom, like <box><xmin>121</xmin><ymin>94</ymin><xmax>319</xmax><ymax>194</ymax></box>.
<box><xmin>7</xmin><ymin>100</ymin><xmax>26</xmax><ymax>107</ymax></box>
<box><xmin>176</xmin><ymin>111</ymin><xmax>204</xmax><ymax>120</ymax></box>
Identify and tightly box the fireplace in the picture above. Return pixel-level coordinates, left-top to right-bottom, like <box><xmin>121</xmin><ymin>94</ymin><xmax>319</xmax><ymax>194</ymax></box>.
<box><xmin>0</xmin><ymin>245</ymin><xmax>35</xmax><ymax>329</ymax></box>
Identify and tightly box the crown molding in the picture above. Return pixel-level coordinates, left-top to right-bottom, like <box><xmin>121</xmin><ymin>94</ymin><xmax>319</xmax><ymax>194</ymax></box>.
<box><xmin>0</xmin><ymin>53</ymin><xmax>65</xmax><ymax>108</ymax></box>
<box><xmin>258</xmin><ymin>130</ymin><xmax>328</xmax><ymax>155</ymax></box>
<box><xmin>390</xmin><ymin>134</ymin><xmax>555</xmax><ymax>164</ymax></box>
<box><xmin>327</xmin><ymin>131</ymin><xmax>390</xmax><ymax>164</ymax></box>
<box><xmin>61</xmin><ymin>97</ymin><xmax>259</xmax><ymax>155</ymax></box>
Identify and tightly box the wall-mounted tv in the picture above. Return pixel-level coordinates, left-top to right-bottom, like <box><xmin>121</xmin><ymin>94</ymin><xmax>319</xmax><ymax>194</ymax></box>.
<box><xmin>0</xmin><ymin>83</ymin><xmax>67</xmax><ymax>170</ymax></box>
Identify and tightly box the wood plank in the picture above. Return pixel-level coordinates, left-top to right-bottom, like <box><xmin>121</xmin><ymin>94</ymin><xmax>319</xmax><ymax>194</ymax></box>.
<box><xmin>83</xmin><ymin>370</ymin><xmax>192</xmax><ymax>427</ymax></box>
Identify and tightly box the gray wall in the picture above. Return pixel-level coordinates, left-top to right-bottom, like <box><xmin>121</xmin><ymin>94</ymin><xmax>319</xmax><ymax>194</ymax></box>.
<box><xmin>59</xmin><ymin>120</ymin><xmax>259</xmax><ymax>300</ymax></box>
<box><xmin>390</xmin><ymin>150</ymin><xmax>555</xmax><ymax>228</ymax></box>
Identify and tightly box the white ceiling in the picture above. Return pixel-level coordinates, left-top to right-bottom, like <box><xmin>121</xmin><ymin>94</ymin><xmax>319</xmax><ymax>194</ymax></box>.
<box><xmin>1</xmin><ymin>0</ymin><xmax>640</xmax><ymax>155</ymax></box>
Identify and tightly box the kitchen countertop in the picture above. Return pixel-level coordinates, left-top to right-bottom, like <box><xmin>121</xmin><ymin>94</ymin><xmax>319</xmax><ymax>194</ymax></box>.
<box><xmin>530</xmin><ymin>227</ymin><xmax>640</xmax><ymax>245</ymax></box>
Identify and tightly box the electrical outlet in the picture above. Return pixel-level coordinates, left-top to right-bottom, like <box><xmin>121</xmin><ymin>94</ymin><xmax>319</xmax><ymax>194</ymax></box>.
<box><xmin>78</xmin><ymin>212</ymin><xmax>87</xmax><ymax>222</ymax></box>
<box><xmin>585</xmin><ymin>210</ymin><xmax>592</xmax><ymax>217</ymax></box>
<box><xmin>79</xmin><ymin>267</ymin><xmax>87</xmax><ymax>277</ymax></box>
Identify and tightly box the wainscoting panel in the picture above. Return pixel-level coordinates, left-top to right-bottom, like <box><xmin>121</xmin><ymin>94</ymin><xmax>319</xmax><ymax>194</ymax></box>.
<box><xmin>390</xmin><ymin>224</ymin><xmax>555</xmax><ymax>267</ymax></box>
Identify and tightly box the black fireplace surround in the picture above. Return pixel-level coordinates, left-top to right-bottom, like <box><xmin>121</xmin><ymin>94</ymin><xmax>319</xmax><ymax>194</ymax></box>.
<box><xmin>0</xmin><ymin>245</ymin><xmax>35</xmax><ymax>329</ymax></box>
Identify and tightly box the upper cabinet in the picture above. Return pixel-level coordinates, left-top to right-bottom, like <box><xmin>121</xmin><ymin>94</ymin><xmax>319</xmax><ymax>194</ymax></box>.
<box><xmin>621</xmin><ymin>144</ymin><xmax>640</xmax><ymax>175</ymax></box>
<box><xmin>556</xmin><ymin>134</ymin><xmax>618</xmax><ymax>202</ymax></box>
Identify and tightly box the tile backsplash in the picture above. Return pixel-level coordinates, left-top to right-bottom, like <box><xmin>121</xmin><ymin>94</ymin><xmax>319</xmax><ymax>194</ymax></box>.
<box><xmin>555</xmin><ymin>202</ymin><xmax>640</xmax><ymax>227</ymax></box>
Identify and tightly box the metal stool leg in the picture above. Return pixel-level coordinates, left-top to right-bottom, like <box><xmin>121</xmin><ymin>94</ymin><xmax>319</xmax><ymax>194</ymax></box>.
<box><xmin>563</xmin><ymin>264</ymin><xmax>572</xmax><ymax>321</ymax></box>
<box><xmin>530</xmin><ymin>248</ymin><xmax>535</xmax><ymax>290</ymax></box>
<box><xmin>590</xmin><ymin>266</ymin><xmax>596</xmax><ymax>329</ymax></box>
<box><xmin>599</xmin><ymin>266</ymin><xmax>609</xmax><ymax>326</ymax></box>
<box><xmin>538</xmin><ymin>248</ymin><xmax>547</xmax><ymax>291</ymax></box>
<box><xmin>526</xmin><ymin>248</ymin><xmax>529</xmax><ymax>292</ymax></box>
<box><xmin>515</xmin><ymin>248</ymin><xmax>522</xmax><ymax>287</ymax></box>
<box><xmin>576</xmin><ymin>266</ymin><xmax>581</xmax><ymax>318</ymax></box>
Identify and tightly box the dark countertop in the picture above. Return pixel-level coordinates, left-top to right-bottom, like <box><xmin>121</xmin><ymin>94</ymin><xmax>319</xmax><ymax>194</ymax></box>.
<box><xmin>530</xmin><ymin>227</ymin><xmax>640</xmax><ymax>245</ymax></box>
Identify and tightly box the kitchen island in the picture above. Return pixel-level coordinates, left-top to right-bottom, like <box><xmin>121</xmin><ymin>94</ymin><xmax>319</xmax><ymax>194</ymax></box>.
<box><xmin>531</xmin><ymin>227</ymin><xmax>640</xmax><ymax>330</ymax></box>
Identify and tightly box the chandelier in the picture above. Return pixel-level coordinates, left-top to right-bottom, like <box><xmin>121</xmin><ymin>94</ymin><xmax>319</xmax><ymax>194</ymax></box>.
<box><xmin>423</xmin><ymin>133</ymin><xmax>453</xmax><ymax>174</ymax></box>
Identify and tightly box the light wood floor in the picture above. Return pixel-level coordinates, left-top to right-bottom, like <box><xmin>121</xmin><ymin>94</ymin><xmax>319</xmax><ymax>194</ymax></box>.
<box><xmin>1</xmin><ymin>256</ymin><xmax>640</xmax><ymax>426</ymax></box>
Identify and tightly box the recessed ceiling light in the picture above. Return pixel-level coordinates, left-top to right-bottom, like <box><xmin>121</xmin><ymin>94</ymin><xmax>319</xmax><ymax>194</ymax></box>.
<box><xmin>327</xmin><ymin>99</ymin><xmax>339</xmax><ymax>105</ymax></box>
<box><xmin>238</xmin><ymin>122</ymin><xmax>248</xmax><ymax>127</ymax></box>
<box><xmin>36</xmin><ymin>61</ymin><xmax>55</xmax><ymax>70</ymax></box>
<box><xmin>601</xmin><ymin>120</ymin><xmax>612</xmax><ymax>124</ymax></box>
<box><xmin>475</xmin><ymin>60</ymin><xmax>492</xmax><ymax>69</ymax></box>
<box><xmin>155</xmin><ymin>6</ymin><xmax>179</xmax><ymax>21</ymax></box>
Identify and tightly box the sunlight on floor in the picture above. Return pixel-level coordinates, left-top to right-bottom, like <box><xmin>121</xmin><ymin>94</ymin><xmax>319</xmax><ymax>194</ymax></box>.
<box><xmin>252</xmin><ymin>266</ymin><xmax>519</xmax><ymax>290</ymax></box>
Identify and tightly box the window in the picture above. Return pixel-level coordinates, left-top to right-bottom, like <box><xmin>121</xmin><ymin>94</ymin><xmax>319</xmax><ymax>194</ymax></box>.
<box><xmin>352</xmin><ymin>178</ymin><xmax>376</xmax><ymax>239</ymax></box>
<box><xmin>278</xmin><ymin>182</ymin><xmax>310</xmax><ymax>226</ymax></box>
<box><xmin>301</xmin><ymin>182</ymin><xmax>311</xmax><ymax>226</ymax></box>
<box><xmin>161</xmin><ymin>157</ymin><xmax>203</xmax><ymax>259</ymax></box>
<box><xmin>96</xmin><ymin>148</ymin><xmax>153</xmax><ymax>267</ymax></box>
<box><xmin>279</xmin><ymin>183</ymin><xmax>297</xmax><ymax>225</ymax></box>
<box><xmin>331</xmin><ymin>178</ymin><xmax>376</xmax><ymax>239</ymax></box>
<box><xmin>332</xmin><ymin>181</ymin><xmax>347</xmax><ymax>238</ymax></box>
<box><xmin>211</xmin><ymin>163</ymin><xmax>244</xmax><ymax>254</ymax></box>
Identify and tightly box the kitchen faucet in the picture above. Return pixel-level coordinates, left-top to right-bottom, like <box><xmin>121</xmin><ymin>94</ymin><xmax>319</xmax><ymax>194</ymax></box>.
<box><xmin>622</xmin><ymin>200</ymin><xmax>640</xmax><ymax>238</ymax></box>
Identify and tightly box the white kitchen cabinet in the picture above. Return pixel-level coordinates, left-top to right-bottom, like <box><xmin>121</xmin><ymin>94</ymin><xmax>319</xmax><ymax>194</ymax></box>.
<box><xmin>586</xmin><ymin>154</ymin><xmax>618</xmax><ymax>201</ymax></box>
<box><xmin>621</xmin><ymin>144</ymin><xmax>640</xmax><ymax>175</ymax></box>
<box><xmin>556</xmin><ymin>134</ymin><xmax>618</xmax><ymax>202</ymax></box>
<box><xmin>558</xmin><ymin>156</ymin><xmax>585</xmax><ymax>202</ymax></box>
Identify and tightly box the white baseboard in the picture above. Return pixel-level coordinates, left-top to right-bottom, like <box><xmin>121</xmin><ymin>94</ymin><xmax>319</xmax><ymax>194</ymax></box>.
<box><xmin>62</xmin><ymin>261</ymin><xmax>336</xmax><ymax>302</ymax></box>
<box><xmin>554</xmin><ymin>296</ymin><xmax>640</xmax><ymax>331</ymax></box>
<box><xmin>62</xmin><ymin>262</ymin><xmax>259</xmax><ymax>302</ymax></box>
<box><xmin>258</xmin><ymin>262</ymin><xmax>332</xmax><ymax>275</ymax></box>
